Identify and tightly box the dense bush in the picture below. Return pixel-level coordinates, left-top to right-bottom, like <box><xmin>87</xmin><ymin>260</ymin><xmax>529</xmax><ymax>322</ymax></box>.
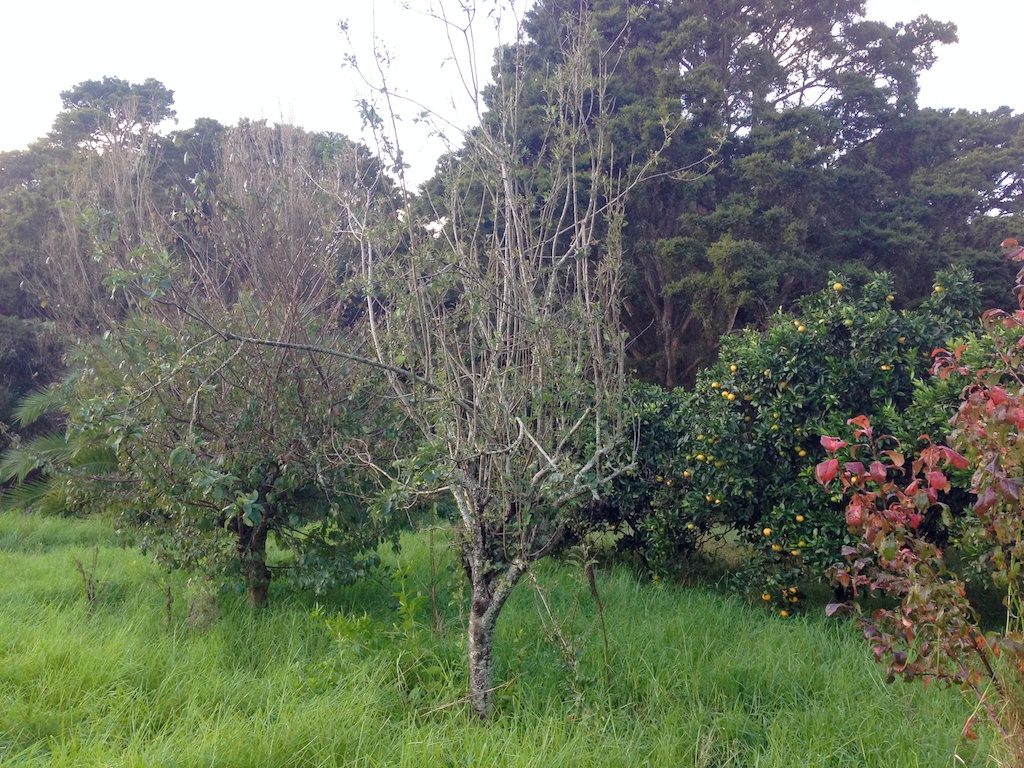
<box><xmin>603</xmin><ymin>269</ymin><xmax>980</xmax><ymax>604</ymax></box>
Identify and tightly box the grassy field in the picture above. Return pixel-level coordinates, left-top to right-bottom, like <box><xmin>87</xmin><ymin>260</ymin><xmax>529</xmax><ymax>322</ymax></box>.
<box><xmin>0</xmin><ymin>511</ymin><xmax>994</xmax><ymax>767</ymax></box>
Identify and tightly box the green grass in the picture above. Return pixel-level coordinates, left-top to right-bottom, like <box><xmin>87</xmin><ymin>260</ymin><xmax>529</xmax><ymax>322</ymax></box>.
<box><xmin>0</xmin><ymin>511</ymin><xmax>993</xmax><ymax>767</ymax></box>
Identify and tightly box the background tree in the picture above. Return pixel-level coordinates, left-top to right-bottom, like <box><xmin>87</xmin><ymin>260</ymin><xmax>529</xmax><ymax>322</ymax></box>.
<box><xmin>0</xmin><ymin>78</ymin><xmax>181</xmax><ymax>449</ymax></box>
<box><xmin>491</xmin><ymin>1</ymin><xmax>1021</xmax><ymax>386</ymax></box>
<box><xmin>0</xmin><ymin>141</ymin><xmax>76</xmax><ymax>448</ymax></box>
<box><xmin>0</xmin><ymin>151</ymin><xmax>58</xmax><ymax>445</ymax></box>
<box><xmin>49</xmin><ymin>76</ymin><xmax>175</xmax><ymax>150</ymax></box>
<box><xmin>823</xmin><ymin>107</ymin><xmax>1024</xmax><ymax>306</ymax></box>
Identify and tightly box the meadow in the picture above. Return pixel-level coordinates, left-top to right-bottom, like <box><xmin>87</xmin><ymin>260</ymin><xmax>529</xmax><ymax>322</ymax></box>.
<box><xmin>0</xmin><ymin>511</ymin><xmax>990</xmax><ymax>767</ymax></box>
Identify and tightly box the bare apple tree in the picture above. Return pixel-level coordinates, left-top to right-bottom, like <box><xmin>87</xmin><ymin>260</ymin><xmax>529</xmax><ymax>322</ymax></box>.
<box><xmin>345</xmin><ymin>0</ymin><xmax>662</xmax><ymax>718</ymax></box>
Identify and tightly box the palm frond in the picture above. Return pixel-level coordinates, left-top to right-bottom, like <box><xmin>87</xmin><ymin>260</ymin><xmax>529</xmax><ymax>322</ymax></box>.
<box><xmin>69</xmin><ymin>446</ymin><xmax>119</xmax><ymax>475</ymax></box>
<box><xmin>0</xmin><ymin>478</ymin><xmax>65</xmax><ymax>513</ymax></box>
<box><xmin>14</xmin><ymin>387</ymin><xmax>64</xmax><ymax>427</ymax></box>
<box><xmin>16</xmin><ymin>433</ymin><xmax>78</xmax><ymax>468</ymax></box>
<box><xmin>0</xmin><ymin>426</ymin><xmax>121</xmax><ymax>515</ymax></box>
<box><xmin>0</xmin><ymin>445</ymin><xmax>46</xmax><ymax>484</ymax></box>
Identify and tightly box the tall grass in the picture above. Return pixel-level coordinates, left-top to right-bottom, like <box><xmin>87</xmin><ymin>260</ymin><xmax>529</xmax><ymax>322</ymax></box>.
<box><xmin>0</xmin><ymin>511</ymin><xmax>990</xmax><ymax>766</ymax></box>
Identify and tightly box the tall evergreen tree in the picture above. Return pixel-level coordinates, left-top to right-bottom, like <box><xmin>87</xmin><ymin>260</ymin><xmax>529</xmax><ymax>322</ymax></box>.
<box><xmin>488</xmin><ymin>1</ymin><xmax>1019</xmax><ymax>386</ymax></box>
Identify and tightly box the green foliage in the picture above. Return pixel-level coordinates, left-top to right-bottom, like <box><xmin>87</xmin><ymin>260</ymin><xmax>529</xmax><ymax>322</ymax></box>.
<box><xmin>501</xmin><ymin>0</ymin><xmax>969</xmax><ymax>386</ymax></box>
<box><xmin>56</xmin><ymin>313</ymin><xmax>397</xmax><ymax>599</ymax></box>
<box><xmin>0</xmin><ymin>513</ymin><xmax>988</xmax><ymax>766</ymax></box>
<box><xmin>0</xmin><ymin>307</ymin><xmax>402</xmax><ymax>604</ymax></box>
<box><xmin>0</xmin><ymin>317</ymin><xmax>61</xmax><ymax>433</ymax></box>
<box><xmin>50</xmin><ymin>76</ymin><xmax>175</xmax><ymax>149</ymax></box>
<box><xmin>489</xmin><ymin>2</ymin><xmax>1023</xmax><ymax>387</ymax></box>
<box><xmin>0</xmin><ymin>109</ymin><xmax>402</xmax><ymax>605</ymax></box>
<box><xmin>611</xmin><ymin>269</ymin><xmax>979</xmax><ymax>600</ymax></box>
<box><xmin>0</xmin><ymin>416</ymin><xmax>119</xmax><ymax>516</ymax></box>
<box><xmin>825</xmin><ymin>108</ymin><xmax>1024</xmax><ymax>308</ymax></box>
<box><xmin>0</xmin><ymin>142</ymin><xmax>69</xmax><ymax>444</ymax></box>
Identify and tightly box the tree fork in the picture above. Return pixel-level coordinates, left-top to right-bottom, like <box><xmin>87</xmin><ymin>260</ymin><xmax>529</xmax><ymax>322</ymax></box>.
<box><xmin>467</xmin><ymin>561</ymin><xmax>525</xmax><ymax>718</ymax></box>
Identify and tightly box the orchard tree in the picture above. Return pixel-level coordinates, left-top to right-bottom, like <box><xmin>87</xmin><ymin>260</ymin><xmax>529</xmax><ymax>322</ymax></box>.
<box><xmin>4</xmin><ymin>120</ymin><xmax>398</xmax><ymax>606</ymax></box>
<box><xmin>345</xmin><ymin>2</ymin><xmax>659</xmax><ymax>718</ymax></box>
<box><xmin>604</xmin><ymin>268</ymin><xmax>979</xmax><ymax>602</ymax></box>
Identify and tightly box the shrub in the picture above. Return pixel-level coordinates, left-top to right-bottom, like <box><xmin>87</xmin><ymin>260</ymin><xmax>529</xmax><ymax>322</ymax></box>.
<box><xmin>821</xmin><ymin>253</ymin><xmax>1024</xmax><ymax>758</ymax></box>
<box><xmin>609</xmin><ymin>269</ymin><xmax>979</xmax><ymax>602</ymax></box>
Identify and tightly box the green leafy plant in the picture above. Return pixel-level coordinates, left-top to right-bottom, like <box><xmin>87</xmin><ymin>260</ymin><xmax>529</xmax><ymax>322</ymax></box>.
<box><xmin>608</xmin><ymin>269</ymin><xmax>979</xmax><ymax>603</ymax></box>
<box><xmin>2</xmin><ymin>310</ymin><xmax>400</xmax><ymax>606</ymax></box>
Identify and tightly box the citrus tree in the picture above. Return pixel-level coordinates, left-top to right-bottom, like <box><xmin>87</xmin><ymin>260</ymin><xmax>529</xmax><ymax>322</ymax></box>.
<box><xmin>608</xmin><ymin>268</ymin><xmax>979</xmax><ymax>605</ymax></box>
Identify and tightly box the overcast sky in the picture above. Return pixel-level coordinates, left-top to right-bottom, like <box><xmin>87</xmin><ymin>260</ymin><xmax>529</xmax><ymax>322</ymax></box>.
<box><xmin>2</xmin><ymin>1</ymin><xmax>1021</xmax><ymax>184</ymax></box>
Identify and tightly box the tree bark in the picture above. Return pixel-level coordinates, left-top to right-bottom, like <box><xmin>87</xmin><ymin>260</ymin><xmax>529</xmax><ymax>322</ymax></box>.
<box><xmin>237</xmin><ymin>521</ymin><xmax>271</xmax><ymax>608</ymax></box>
<box><xmin>467</xmin><ymin>562</ymin><xmax>526</xmax><ymax>718</ymax></box>
<box><xmin>467</xmin><ymin>588</ymin><xmax>497</xmax><ymax>718</ymax></box>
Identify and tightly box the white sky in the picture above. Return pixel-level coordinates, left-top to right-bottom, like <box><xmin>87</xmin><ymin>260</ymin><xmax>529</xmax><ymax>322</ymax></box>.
<box><xmin>2</xmin><ymin>1</ymin><xmax>1021</xmax><ymax>184</ymax></box>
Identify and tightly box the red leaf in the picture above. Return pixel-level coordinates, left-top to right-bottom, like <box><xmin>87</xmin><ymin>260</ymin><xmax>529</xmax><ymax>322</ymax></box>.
<box><xmin>820</xmin><ymin>435</ymin><xmax>847</xmax><ymax>453</ymax></box>
<box><xmin>847</xmin><ymin>415</ymin><xmax>873</xmax><ymax>438</ymax></box>
<box><xmin>883</xmin><ymin>450</ymin><xmax>905</xmax><ymax>468</ymax></box>
<box><xmin>976</xmin><ymin>487</ymin><xmax>998</xmax><ymax>516</ymax></box>
<box><xmin>869</xmin><ymin>461</ymin><xmax>887</xmax><ymax>484</ymax></box>
<box><xmin>990</xmin><ymin>386</ymin><xmax>1008</xmax><ymax>406</ymax></box>
<box><xmin>844</xmin><ymin>461</ymin><xmax>865</xmax><ymax>477</ymax></box>
<box><xmin>926</xmin><ymin>470</ymin><xmax>950</xmax><ymax>492</ymax></box>
<box><xmin>1010</xmin><ymin>409</ymin><xmax>1024</xmax><ymax>430</ymax></box>
<box><xmin>816</xmin><ymin>458</ymin><xmax>839</xmax><ymax>485</ymax></box>
<box><xmin>941</xmin><ymin>447</ymin><xmax>969</xmax><ymax>470</ymax></box>
<box><xmin>846</xmin><ymin>503</ymin><xmax>864</xmax><ymax>528</ymax></box>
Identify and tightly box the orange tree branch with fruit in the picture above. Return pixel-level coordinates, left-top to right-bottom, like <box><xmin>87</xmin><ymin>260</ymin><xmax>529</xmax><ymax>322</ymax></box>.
<box><xmin>598</xmin><ymin>267</ymin><xmax>979</xmax><ymax>609</ymax></box>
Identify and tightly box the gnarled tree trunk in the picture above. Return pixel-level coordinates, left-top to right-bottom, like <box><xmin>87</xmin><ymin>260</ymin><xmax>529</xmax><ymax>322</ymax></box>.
<box><xmin>466</xmin><ymin>558</ymin><xmax>526</xmax><ymax>718</ymax></box>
